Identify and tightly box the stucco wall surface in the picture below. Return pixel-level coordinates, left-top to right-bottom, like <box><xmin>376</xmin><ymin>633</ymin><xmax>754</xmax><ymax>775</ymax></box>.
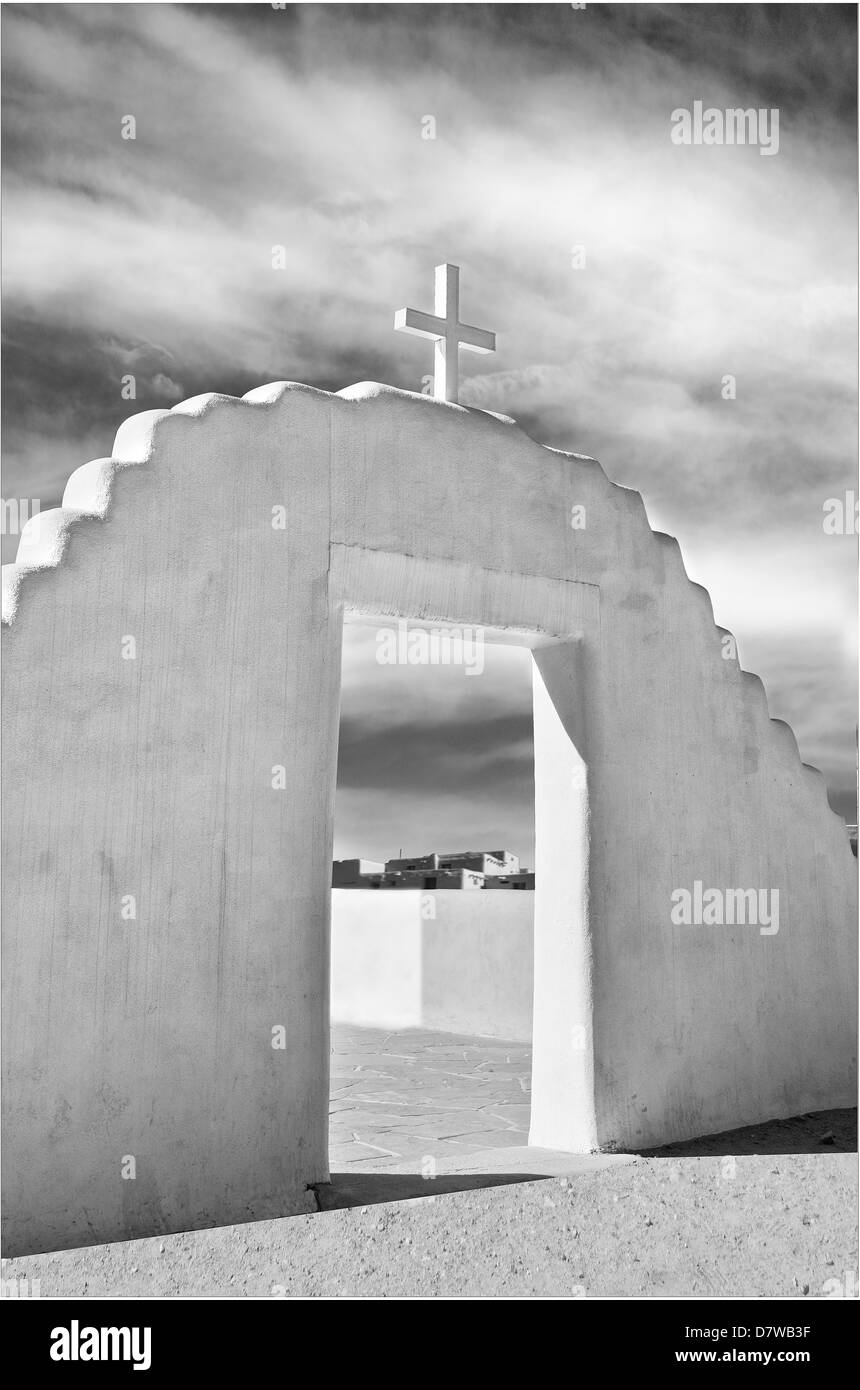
<box><xmin>3</xmin><ymin>380</ymin><xmax>855</xmax><ymax>1254</ymax></box>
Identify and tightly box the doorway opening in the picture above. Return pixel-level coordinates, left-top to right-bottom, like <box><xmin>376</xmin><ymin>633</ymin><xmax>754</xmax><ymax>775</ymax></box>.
<box><xmin>327</xmin><ymin>613</ymin><xmax>541</xmax><ymax>1203</ymax></box>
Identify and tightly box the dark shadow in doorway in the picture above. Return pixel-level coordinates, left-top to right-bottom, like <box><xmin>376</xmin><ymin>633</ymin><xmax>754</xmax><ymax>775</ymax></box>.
<box><xmin>310</xmin><ymin>1169</ymin><xmax>550</xmax><ymax>1211</ymax></box>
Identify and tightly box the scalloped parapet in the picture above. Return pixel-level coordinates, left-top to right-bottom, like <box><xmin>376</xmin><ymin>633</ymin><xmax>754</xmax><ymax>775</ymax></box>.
<box><xmin>2</xmin><ymin>377</ymin><xmax>855</xmax><ymax>1256</ymax></box>
<box><xmin>1</xmin><ymin>381</ymin><xmax>844</xmax><ymax>827</ymax></box>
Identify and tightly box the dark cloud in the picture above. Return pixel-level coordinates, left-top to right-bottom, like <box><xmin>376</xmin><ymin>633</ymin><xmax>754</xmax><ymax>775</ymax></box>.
<box><xmin>337</xmin><ymin>710</ymin><xmax>534</xmax><ymax>795</ymax></box>
<box><xmin>2</xmin><ymin>2</ymin><xmax>855</xmax><ymax>850</ymax></box>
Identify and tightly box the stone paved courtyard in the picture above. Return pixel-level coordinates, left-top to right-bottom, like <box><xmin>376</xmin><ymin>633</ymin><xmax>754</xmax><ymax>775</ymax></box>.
<box><xmin>329</xmin><ymin>1025</ymin><xmax>532</xmax><ymax>1171</ymax></box>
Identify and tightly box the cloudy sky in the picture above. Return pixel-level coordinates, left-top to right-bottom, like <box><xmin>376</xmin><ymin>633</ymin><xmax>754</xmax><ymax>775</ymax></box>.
<box><xmin>2</xmin><ymin>2</ymin><xmax>856</xmax><ymax>861</ymax></box>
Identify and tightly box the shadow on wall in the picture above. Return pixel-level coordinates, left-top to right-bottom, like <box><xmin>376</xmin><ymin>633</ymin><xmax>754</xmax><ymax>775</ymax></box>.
<box><xmin>634</xmin><ymin>1108</ymin><xmax>857</xmax><ymax>1158</ymax></box>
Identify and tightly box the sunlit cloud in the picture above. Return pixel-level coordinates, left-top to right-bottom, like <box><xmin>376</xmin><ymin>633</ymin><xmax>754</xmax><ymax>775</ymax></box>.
<box><xmin>2</xmin><ymin>2</ymin><xmax>855</xmax><ymax>847</ymax></box>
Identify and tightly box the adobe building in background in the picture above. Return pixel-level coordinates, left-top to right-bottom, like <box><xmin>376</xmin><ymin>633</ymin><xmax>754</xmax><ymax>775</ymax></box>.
<box><xmin>332</xmin><ymin>849</ymin><xmax>533</xmax><ymax>889</ymax></box>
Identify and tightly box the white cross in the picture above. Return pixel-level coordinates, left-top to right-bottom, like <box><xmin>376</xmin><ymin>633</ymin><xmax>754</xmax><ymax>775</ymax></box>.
<box><xmin>394</xmin><ymin>263</ymin><xmax>496</xmax><ymax>403</ymax></box>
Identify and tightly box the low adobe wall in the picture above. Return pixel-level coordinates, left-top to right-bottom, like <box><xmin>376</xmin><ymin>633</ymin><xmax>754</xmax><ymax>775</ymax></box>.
<box><xmin>331</xmin><ymin>889</ymin><xmax>534</xmax><ymax>1041</ymax></box>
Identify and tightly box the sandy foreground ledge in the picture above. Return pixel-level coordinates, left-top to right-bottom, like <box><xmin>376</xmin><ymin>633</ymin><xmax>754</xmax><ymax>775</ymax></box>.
<box><xmin>4</xmin><ymin>1150</ymin><xmax>856</xmax><ymax>1300</ymax></box>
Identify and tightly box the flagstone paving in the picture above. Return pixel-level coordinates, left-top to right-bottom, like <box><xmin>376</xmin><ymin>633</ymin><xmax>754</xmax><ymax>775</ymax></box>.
<box><xmin>329</xmin><ymin>1025</ymin><xmax>533</xmax><ymax>1171</ymax></box>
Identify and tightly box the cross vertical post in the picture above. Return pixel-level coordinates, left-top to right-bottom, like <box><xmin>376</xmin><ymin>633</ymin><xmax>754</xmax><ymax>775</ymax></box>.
<box><xmin>394</xmin><ymin>263</ymin><xmax>496</xmax><ymax>404</ymax></box>
<box><xmin>434</xmin><ymin>262</ymin><xmax>459</xmax><ymax>404</ymax></box>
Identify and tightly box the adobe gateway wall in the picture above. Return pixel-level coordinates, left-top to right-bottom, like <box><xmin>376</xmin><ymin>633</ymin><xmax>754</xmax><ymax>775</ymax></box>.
<box><xmin>2</xmin><ymin>380</ymin><xmax>855</xmax><ymax>1256</ymax></box>
<box><xmin>330</xmin><ymin>889</ymin><xmax>533</xmax><ymax>1041</ymax></box>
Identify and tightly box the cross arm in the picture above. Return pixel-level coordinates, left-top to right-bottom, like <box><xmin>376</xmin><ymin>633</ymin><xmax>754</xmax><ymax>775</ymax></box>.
<box><xmin>394</xmin><ymin>307</ymin><xmax>445</xmax><ymax>341</ymax></box>
<box><xmin>458</xmin><ymin>324</ymin><xmax>496</xmax><ymax>355</ymax></box>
